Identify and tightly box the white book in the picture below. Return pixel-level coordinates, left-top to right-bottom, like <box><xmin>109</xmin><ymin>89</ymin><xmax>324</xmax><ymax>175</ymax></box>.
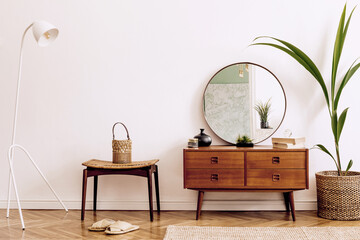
<box><xmin>272</xmin><ymin>137</ymin><xmax>306</xmax><ymax>145</ymax></box>
<box><xmin>272</xmin><ymin>142</ymin><xmax>305</xmax><ymax>149</ymax></box>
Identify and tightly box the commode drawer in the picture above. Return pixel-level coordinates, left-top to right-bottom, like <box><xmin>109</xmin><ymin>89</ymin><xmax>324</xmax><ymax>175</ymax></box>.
<box><xmin>185</xmin><ymin>169</ymin><xmax>244</xmax><ymax>188</ymax></box>
<box><xmin>247</xmin><ymin>169</ymin><xmax>306</xmax><ymax>188</ymax></box>
<box><xmin>184</xmin><ymin>151</ymin><xmax>244</xmax><ymax>169</ymax></box>
<box><xmin>247</xmin><ymin>152</ymin><xmax>306</xmax><ymax>169</ymax></box>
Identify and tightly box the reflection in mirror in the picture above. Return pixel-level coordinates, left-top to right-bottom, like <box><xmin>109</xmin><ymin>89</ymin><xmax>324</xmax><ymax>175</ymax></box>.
<box><xmin>203</xmin><ymin>63</ymin><xmax>286</xmax><ymax>144</ymax></box>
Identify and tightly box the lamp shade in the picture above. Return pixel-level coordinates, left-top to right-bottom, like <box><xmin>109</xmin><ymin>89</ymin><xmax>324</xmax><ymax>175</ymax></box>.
<box><xmin>32</xmin><ymin>21</ymin><xmax>59</xmax><ymax>47</ymax></box>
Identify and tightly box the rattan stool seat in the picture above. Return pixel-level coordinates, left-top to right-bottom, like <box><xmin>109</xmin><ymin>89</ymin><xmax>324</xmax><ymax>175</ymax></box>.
<box><xmin>82</xmin><ymin>159</ymin><xmax>159</xmax><ymax>169</ymax></box>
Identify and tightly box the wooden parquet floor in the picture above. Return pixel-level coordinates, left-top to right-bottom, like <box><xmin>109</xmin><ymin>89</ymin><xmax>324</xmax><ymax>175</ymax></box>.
<box><xmin>1</xmin><ymin>209</ymin><xmax>360</xmax><ymax>239</ymax></box>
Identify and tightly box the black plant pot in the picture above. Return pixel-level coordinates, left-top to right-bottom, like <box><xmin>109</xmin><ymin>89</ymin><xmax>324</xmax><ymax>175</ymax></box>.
<box><xmin>235</xmin><ymin>142</ymin><xmax>254</xmax><ymax>147</ymax></box>
<box><xmin>194</xmin><ymin>129</ymin><xmax>212</xmax><ymax>147</ymax></box>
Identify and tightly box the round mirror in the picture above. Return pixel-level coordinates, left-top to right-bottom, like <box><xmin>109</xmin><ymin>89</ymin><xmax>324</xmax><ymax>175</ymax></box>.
<box><xmin>203</xmin><ymin>62</ymin><xmax>286</xmax><ymax>144</ymax></box>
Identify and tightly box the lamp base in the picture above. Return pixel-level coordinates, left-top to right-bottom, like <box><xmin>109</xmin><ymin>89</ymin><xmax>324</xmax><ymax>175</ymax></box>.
<box><xmin>7</xmin><ymin>144</ymin><xmax>68</xmax><ymax>230</ymax></box>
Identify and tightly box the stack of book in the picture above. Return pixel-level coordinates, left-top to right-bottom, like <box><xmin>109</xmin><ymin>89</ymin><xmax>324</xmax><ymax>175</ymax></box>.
<box><xmin>272</xmin><ymin>137</ymin><xmax>306</xmax><ymax>149</ymax></box>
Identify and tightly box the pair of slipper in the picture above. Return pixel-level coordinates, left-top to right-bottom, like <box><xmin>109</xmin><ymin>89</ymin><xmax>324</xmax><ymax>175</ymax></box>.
<box><xmin>88</xmin><ymin>219</ymin><xmax>139</xmax><ymax>235</ymax></box>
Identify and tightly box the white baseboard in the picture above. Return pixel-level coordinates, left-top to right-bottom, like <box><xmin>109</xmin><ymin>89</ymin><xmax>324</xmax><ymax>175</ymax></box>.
<box><xmin>0</xmin><ymin>199</ymin><xmax>317</xmax><ymax>211</ymax></box>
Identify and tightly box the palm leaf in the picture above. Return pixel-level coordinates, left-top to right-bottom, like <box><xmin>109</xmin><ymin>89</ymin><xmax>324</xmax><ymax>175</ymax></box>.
<box><xmin>334</xmin><ymin>60</ymin><xmax>360</xmax><ymax>110</ymax></box>
<box><xmin>342</xmin><ymin>6</ymin><xmax>356</xmax><ymax>50</ymax></box>
<box><xmin>252</xmin><ymin>37</ymin><xmax>330</xmax><ymax>108</ymax></box>
<box><xmin>251</xmin><ymin>43</ymin><xmax>318</xmax><ymax>79</ymax></box>
<box><xmin>256</xmin><ymin>36</ymin><xmax>325</xmax><ymax>83</ymax></box>
<box><xmin>313</xmin><ymin>144</ymin><xmax>339</xmax><ymax>171</ymax></box>
<box><xmin>331</xmin><ymin>5</ymin><xmax>347</xmax><ymax>100</ymax></box>
<box><xmin>331</xmin><ymin>112</ymin><xmax>338</xmax><ymax>143</ymax></box>
<box><xmin>345</xmin><ymin>159</ymin><xmax>353</xmax><ymax>175</ymax></box>
<box><xmin>337</xmin><ymin>108</ymin><xmax>349</xmax><ymax>141</ymax></box>
<box><xmin>331</xmin><ymin>6</ymin><xmax>355</xmax><ymax>106</ymax></box>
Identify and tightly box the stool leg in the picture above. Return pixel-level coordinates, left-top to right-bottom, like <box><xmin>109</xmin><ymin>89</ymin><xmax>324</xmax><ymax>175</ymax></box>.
<box><xmin>93</xmin><ymin>175</ymin><xmax>98</xmax><ymax>211</ymax></box>
<box><xmin>147</xmin><ymin>168</ymin><xmax>154</xmax><ymax>221</ymax></box>
<box><xmin>81</xmin><ymin>169</ymin><xmax>88</xmax><ymax>220</ymax></box>
<box><xmin>154</xmin><ymin>165</ymin><xmax>160</xmax><ymax>214</ymax></box>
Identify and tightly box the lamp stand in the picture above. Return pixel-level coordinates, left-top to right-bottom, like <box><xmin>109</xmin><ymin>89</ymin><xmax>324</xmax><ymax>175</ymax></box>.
<box><xmin>6</xmin><ymin>23</ymin><xmax>68</xmax><ymax>230</ymax></box>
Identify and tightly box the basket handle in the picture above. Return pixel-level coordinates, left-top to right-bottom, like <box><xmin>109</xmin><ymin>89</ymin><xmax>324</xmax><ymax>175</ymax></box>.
<box><xmin>112</xmin><ymin>122</ymin><xmax>130</xmax><ymax>140</ymax></box>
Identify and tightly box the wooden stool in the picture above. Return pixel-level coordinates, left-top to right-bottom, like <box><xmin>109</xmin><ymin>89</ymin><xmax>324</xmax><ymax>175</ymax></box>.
<box><xmin>81</xmin><ymin>159</ymin><xmax>160</xmax><ymax>221</ymax></box>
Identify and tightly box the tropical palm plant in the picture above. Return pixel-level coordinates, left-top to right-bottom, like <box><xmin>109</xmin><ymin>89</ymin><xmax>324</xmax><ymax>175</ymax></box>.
<box><xmin>252</xmin><ymin>4</ymin><xmax>360</xmax><ymax>176</ymax></box>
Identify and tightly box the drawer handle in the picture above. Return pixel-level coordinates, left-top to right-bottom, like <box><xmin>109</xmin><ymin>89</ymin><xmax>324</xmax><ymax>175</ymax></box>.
<box><xmin>210</xmin><ymin>157</ymin><xmax>219</xmax><ymax>164</ymax></box>
<box><xmin>211</xmin><ymin>174</ymin><xmax>219</xmax><ymax>181</ymax></box>
<box><xmin>272</xmin><ymin>174</ymin><xmax>280</xmax><ymax>182</ymax></box>
<box><xmin>272</xmin><ymin>157</ymin><xmax>280</xmax><ymax>164</ymax></box>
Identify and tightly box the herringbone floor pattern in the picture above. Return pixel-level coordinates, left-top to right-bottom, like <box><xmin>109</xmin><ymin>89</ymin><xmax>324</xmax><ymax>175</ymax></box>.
<box><xmin>1</xmin><ymin>210</ymin><xmax>360</xmax><ymax>239</ymax></box>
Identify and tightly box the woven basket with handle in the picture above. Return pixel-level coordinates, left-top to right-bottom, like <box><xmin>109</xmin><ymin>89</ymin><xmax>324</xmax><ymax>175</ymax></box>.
<box><xmin>112</xmin><ymin>122</ymin><xmax>132</xmax><ymax>164</ymax></box>
<box><xmin>316</xmin><ymin>170</ymin><xmax>360</xmax><ymax>220</ymax></box>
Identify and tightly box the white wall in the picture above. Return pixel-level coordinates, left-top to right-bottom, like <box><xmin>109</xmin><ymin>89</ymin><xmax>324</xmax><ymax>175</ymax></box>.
<box><xmin>1</xmin><ymin>0</ymin><xmax>360</xmax><ymax>211</ymax></box>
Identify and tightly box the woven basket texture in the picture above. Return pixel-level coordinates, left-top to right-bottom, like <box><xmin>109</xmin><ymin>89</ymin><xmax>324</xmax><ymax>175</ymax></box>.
<box><xmin>112</xmin><ymin>139</ymin><xmax>132</xmax><ymax>163</ymax></box>
<box><xmin>82</xmin><ymin>159</ymin><xmax>159</xmax><ymax>169</ymax></box>
<box><xmin>316</xmin><ymin>170</ymin><xmax>360</xmax><ymax>220</ymax></box>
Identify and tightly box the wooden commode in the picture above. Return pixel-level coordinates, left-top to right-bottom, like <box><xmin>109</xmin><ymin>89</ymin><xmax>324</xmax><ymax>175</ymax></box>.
<box><xmin>183</xmin><ymin>145</ymin><xmax>309</xmax><ymax>221</ymax></box>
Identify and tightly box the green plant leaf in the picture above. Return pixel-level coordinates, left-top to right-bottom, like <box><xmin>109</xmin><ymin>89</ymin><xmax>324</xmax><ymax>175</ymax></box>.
<box><xmin>253</xmin><ymin>37</ymin><xmax>324</xmax><ymax>80</ymax></box>
<box><xmin>331</xmin><ymin>6</ymin><xmax>356</xmax><ymax>107</ymax></box>
<box><xmin>236</xmin><ymin>135</ymin><xmax>253</xmax><ymax>144</ymax></box>
<box><xmin>331</xmin><ymin>112</ymin><xmax>338</xmax><ymax>143</ymax></box>
<box><xmin>337</xmin><ymin>108</ymin><xmax>349</xmax><ymax>141</ymax></box>
<box><xmin>251</xmin><ymin>43</ymin><xmax>318</xmax><ymax>80</ymax></box>
<box><xmin>345</xmin><ymin>159</ymin><xmax>353</xmax><ymax>175</ymax></box>
<box><xmin>331</xmin><ymin>5</ymin><xmax>347</xmax><ymax>100</ymax></box>
<box><xmin>252</xmin><ymin>38</ymin><xmax>329</xmax><ymax>108</ymax></box>
<box><xmin>254</xmin><ymin>98</ymin><xmax>271</xmax><ymax>122</ymax></box>
<box><xmin>342</xmin><ymin>6</ymin><xmax>356</xmax><ymax>50</ymax></box>
<box><xmin>313</xmin><ymin>144</ymin><xmax>340</xmax><ymax>171</ymax></box>
<box><xmin>263</xmin><ymin>37</ymin><xmax>324</xmax><ymax>83</ymax></box>
<box><xmin>334</xmin><ymin>60</ymin><xmax>360</xmax><ymax>110</ymax></box>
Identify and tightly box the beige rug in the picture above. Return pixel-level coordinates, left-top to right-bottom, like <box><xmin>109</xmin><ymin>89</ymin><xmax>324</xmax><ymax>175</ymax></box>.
<box><xmin>164</xmin><ymin>226</ymin><xmax>360</xmax><ymax>240</ymax></box>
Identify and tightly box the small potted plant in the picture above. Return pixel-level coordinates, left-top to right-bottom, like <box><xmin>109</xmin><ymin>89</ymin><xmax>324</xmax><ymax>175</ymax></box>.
<box><xmin>236</xmin><ymin>135</ymin><xmax>254</xmax><ymax>147</ymax></box>
<box><xmin>254</xmin><ymin>98</ymin><xmax>271</xmax><ymax>129</ymax></box>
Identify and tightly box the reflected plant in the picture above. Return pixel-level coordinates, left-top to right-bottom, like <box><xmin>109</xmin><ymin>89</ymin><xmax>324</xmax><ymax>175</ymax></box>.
<box><xmin>254</xmin><ymin>98</ymin><xmax>271</xmax><ymax>127</ymax></box>
<box><xmin>252</xmin><ymin>4</ymin><xmax>360</xmax><ymax>176</ymax></box>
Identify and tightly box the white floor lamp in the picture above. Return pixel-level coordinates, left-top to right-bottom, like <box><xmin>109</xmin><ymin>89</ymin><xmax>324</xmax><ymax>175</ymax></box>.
<box><xmin>6</xmin><ymin>21</ymin><xmax>68</xmax><ymax>230</ymax></box>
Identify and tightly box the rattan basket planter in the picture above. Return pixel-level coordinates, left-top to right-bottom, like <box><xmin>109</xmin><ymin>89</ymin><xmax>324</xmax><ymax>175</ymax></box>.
<box><xmin>316</xmin><ymin>171</ymin><xmax>360</xmax><ymax>220</ymax></box>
